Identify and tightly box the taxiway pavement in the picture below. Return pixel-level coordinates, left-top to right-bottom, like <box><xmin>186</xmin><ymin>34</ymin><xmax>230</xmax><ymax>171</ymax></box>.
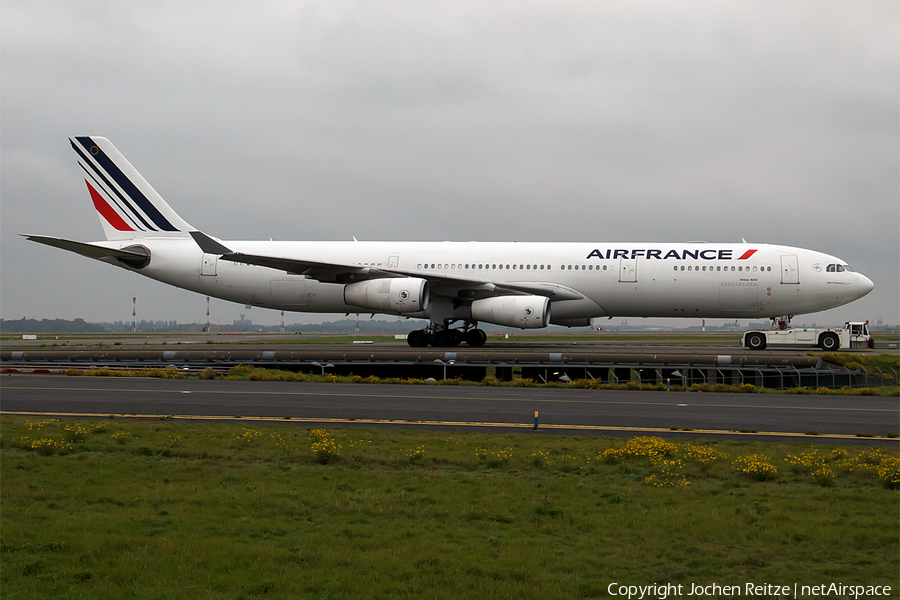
<box><xmin>2</xmin><ymin>374</ymin><xmax>896</xmax><ymax>444</ymax></box>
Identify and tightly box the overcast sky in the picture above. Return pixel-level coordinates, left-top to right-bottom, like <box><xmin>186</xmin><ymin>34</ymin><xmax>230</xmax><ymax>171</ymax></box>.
<box><xmin>2</xmin><ymin>0</ymin><xmax>897</xmax><ymax>328</ymax></box>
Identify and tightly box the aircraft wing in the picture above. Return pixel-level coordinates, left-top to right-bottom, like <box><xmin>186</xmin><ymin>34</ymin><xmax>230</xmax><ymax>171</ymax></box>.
<box><xmin>191</xmin><ymin>231</ymin><xmax>583</xmax><ymax>301</ymax></box>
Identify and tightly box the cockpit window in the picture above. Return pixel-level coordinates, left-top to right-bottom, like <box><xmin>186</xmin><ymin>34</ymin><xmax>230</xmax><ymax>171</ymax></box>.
<box><xmin>826</xmin><ymin>263</ymin><xmax>854</xmax><ymax>273</ymax></box>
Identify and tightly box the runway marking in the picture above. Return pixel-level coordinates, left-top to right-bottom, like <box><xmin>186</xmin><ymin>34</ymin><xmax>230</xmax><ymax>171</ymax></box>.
<box><xmin>2</xmin><ymin>410</ymin><xmax>896</xmax><ymax>442</ymax></box>
<box><xmin>2</xmin><ymin>384</ymin><xmax>896</xmax><ymax>413</ymax></box>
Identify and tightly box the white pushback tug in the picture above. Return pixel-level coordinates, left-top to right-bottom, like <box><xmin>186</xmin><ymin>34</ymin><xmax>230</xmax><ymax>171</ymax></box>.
<box><xmin>743</xmin><ymin>320</ymin><xmax>874</xmax><ymax>351</ymax></box>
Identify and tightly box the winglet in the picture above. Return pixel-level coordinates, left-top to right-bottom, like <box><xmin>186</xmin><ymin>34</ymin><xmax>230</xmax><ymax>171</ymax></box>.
<box><xmin>190</xmin><ymin>231</ymin><xmax>232</xmax><ymax>254</ymax></box>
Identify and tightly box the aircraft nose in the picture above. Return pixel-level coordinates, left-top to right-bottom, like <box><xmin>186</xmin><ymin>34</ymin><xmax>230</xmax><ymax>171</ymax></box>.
<box><xmin>857</xmin><ymin>273</ymin><xmax>874</xmax><ymax>298</ymax></box>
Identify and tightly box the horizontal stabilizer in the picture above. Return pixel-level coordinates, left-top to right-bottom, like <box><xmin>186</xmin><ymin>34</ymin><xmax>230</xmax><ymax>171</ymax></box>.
<box><xmin>23</xmin><ymin>235</ymin><xmax>150</xmax><ymax>268</ymax></box>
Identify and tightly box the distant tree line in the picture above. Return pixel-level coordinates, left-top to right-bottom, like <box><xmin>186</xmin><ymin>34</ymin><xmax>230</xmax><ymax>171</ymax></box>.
<box><xmin>0</xmin><ymin>318</ymin><xmax>108</xmax><ymax>333</ymax></box>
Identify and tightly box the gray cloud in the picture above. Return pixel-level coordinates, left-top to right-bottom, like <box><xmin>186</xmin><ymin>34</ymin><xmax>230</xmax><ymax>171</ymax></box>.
<box><xmin>2</xmin><ymin>0</ymin><xmax>897</xmax><ymax>326</ymax></box>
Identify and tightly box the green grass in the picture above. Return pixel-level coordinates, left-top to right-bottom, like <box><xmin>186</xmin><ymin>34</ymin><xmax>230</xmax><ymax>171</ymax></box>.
<box><xmin>815</xmin><ymin>352</ymin><xmax>900</xmax><ymax>382</ymax></box>
<box><xmin>2</xmin><ymin>416</ymin><xmax>898</xmax><ymax>599</ymax></box>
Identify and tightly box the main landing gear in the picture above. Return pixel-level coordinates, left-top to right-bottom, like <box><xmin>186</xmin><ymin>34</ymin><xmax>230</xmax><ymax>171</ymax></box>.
<box><xmin>407</xmin><ymin>322</ymin><xmax>487</xmax><ymax>348</ymax></box>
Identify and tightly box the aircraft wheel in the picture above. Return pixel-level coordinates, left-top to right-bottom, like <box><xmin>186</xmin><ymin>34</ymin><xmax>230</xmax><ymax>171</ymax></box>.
<box><xmin>433</xmin><ymin>329</ymin><xmax>462</xmax><ymax>347</ymax></box>
<box><xmin>746</xmin><ymin>332</ymin><xmax>766</xmax><ymax>350</ymax></box>
<box><xmin>819</xmin><ymin>333</ymin><xmax>840</xmax><ymax>351</ymax></box>
<box><xmin>432</xmin><ymin>329</ymin><xmax>451</xmax><ymax>347</ymax></box>
<box><xmin>465</xmin><ymin>328</ymin><xmax>487</xmax><ymax>347</ymax></box>
<box><xmin>407</xmin><ymin>329</ymin><xmax>430</xmax><ymax>348</ymax></box>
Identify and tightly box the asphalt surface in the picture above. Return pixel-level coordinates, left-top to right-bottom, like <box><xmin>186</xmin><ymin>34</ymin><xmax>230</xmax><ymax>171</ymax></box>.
<box><xmin>2</xmin><ymin>373</ymin><xmax>897</xmax><ymax>445</ymax></box>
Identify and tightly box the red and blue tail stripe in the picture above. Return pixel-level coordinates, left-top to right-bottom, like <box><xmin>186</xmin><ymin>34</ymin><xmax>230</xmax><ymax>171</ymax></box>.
<box><xmin>70</xmin><ymin>136</ymin><xmax>179</xmax><ymax>233</ymax></box>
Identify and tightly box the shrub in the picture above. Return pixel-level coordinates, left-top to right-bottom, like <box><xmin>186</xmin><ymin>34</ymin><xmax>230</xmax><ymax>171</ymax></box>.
<box><xmin>529</xmin><ymin>450</ymin><xmax>550</xmax><ymax>467</ymax></box>
<box><xmin>603</xmin><ymin>436</ymin><xmax>677</xmax><ymax>463</ymax></box>
<box><xmin>30</xmin><ymin>438</ymin><xmax>64</xmax><ymax>456</ymax></box>
<box><xmin>733</xmin><ymin>454</ymin><xmax>777</xmax><ymax>481</ymax></box>
<box><xmin>812</xmin><ymin>467</ymin><xmax>835</xmax><ymax>487</ymax></box>
<box><xmin>64</xmin><ymin>424</ymin><xmax>88</xmax><ymax>443</ymax></box>
<box><xmin>233</xmin><ymin>429</ymin><xmax>261</xmax><ymax>448</ymax></box>
<box><xmin>407</xmin><ymin>445</ymin><xmax>426</xmax><ymax>463</ymax></box>
<box><xmin>644</xmin><ymin>459</ymin><xmax>689</xmax><ymax>488</ymax></box>
<box><xmin>111</xmin><ymin>431</ymin><xmax>132</xmax><ymax>445</ymax></box>
<box><xmin>684</xmin><ymin>445</ymin><xmax>726</xmax><ymax>463</ymax></box>
<box><xmin>877</xmin><ymin>457</ymin><xmax>899</xmax><ymax>490</ymax></box>
<box><xmin>309</xmin><ymin>429</ymin><xmax>341</xmax><ymax>464</ymax></box>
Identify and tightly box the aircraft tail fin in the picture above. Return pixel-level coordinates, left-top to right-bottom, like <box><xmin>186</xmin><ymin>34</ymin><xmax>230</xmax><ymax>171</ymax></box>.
<box><xmin>69</xmin><ymin>136</ymin><xmax>194</xmax><ymax>241</ymax></box>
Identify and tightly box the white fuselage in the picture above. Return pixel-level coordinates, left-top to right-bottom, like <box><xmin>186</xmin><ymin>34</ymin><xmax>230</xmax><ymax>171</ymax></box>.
<box><xmin>108</xmin><ymin>238</ymin><xmax>874</xmax><ymax>324</ymax></box>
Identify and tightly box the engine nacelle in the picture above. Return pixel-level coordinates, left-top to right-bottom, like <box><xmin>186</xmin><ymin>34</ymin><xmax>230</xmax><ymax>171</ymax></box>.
<box><xmin>471</xmin><ymin>295</ymin><xmax>550</xmax><ymax>329</ymax></box>
<box><xmin>344</xmin><ymin>277</ymin><xmax>429</xmax><ymax>314</ymax></box>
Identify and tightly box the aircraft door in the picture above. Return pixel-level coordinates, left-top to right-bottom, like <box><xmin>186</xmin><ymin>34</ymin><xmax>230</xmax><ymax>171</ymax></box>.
<box><xmin>780</xmin><ymin>255</ymin><xmax>799</xmax><ymax>284</ymax></box>
<box><xmin>618</xmin><ymin>257</ymin><xmax>637</xmax><ymax>283</ymax></box>
<box><xmin>389</xmin><ymin>255</ymin><xmax>399</xmax><ymax>269</ymax></box>
<box><xmin>201</xmin><ymin>253</ymin><xmax>218</xmax><ymax>276</ymax></box>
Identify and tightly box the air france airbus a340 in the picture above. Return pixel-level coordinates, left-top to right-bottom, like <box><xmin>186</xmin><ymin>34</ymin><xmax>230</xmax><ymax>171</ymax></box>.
<box><xmin>25</xmin><ymin>137</ymin><xmax>874</xmax><ymax>347</ymax></box>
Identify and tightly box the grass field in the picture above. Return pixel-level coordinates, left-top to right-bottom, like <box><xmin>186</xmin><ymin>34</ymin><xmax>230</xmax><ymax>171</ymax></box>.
<box><xmin>2</xmin><ymin>416</ymin><xmax>898</xmax><ymax>599</ymax></box>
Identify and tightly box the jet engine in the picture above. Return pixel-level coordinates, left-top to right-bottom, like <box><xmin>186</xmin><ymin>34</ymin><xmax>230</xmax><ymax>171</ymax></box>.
<box><xmin>344</xmin><ymin>277</ymin><xmax>429</xmax><ymax>314</ymax></box>
<box><xmin>470</xmin><ymin>295</ymin><xmax>550</xmax><ymax>329</ymax></box>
